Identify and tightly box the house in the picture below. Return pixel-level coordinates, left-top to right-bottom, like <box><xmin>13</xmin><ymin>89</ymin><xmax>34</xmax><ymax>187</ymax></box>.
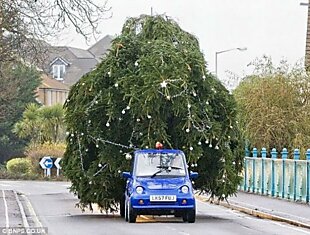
<box><xmin>44</xmin><ymin>35</ymin><xmax>113</xmax><ymax>86</ymax></box>
<box><xmin>37</xmin><ymin>74</ymin><xmax>69</xmax><ymax>106</ymax></box>
<box><xmin>36</xmin><ymin>35</ymin><xmax>113</xmax><ymax>106</ymax></box>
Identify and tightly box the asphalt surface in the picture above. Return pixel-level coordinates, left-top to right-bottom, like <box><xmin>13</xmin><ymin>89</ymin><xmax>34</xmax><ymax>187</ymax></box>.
<box><xmin>0</xmin><ymin>180</ymin><xmax>310</xmax><ymax>235</ymax></box>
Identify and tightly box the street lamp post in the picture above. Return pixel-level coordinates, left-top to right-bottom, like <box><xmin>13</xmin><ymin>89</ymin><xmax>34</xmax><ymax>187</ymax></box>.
<box><xmin>300</xmin><ymin>2</ymin><xmax>310</xmax><ymax>68</ymax></box>
<box><xmin>215</xmin><ymin>47</ymin><xmax>247</xmax><ymax>77</ymax></box>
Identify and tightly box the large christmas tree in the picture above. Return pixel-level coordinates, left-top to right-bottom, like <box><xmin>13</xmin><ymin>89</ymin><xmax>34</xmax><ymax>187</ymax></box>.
<box><xmin>62</xmin><ymin>15</ymin><xmax>244</xmax><ymax>212</ymax></box>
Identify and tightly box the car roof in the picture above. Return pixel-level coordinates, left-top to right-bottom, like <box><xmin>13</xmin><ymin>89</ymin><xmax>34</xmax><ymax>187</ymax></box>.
<box><xmin>134</xmin><ymin>149</ymin><xmax>184</xmax><ymax>154</ymax></box>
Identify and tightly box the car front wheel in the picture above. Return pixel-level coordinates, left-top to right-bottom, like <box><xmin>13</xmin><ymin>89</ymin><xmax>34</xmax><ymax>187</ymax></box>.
<box><xmin>128</xmin><ymin>202</ymin><xmax>137</xmax><ymax>223</ymax></box>
<box><xmin>120</xmin><ymin>196</ymin><xmax>125</xmax><ymax>218</ymax></box>
<box><xmin>187</xmin><ymin>209</ymin><xmax>196</xmax><ymax>223</ymax></box>
<box><xmin>183</xmin><ymin>209</ymin><xmax>195</xmax><ymax>223</ymax></box>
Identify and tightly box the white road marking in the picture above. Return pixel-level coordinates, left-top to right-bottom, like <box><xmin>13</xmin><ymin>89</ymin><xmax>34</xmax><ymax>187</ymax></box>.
<box><xmin>22</xmin><ymin>194</ymin><xmax>43</xmax><ymax>228</ymax></box>
<box><xmin>229</xmin><ymin>209</ymin><xmax>255</xmax><ymax>219</ymax></box>
<box><xmin>2</xmin><ymin>190</ymin><xmax>9</xmax><ymax>228</ymax></box>
<box><xmin>14</xmin><ymin>191</ymin><xmax>29</xmax><ymax>230</ymax></box>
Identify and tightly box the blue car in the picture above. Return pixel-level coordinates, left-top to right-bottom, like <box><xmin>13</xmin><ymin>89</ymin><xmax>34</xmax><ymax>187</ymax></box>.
<box><xmin>122</xmin><ymin>149</ymin><xmax>198</xmax><ymax>223</ymax></box>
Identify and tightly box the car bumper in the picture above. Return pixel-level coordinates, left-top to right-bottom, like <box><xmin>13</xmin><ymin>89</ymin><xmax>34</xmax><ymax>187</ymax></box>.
<box><xmin>133</xmin><ymin>208</ymin><xmax>194</xmax><ymax>216</ymax></box>
<box><xmin>130</xmin><ymin>195</ymin><xmax>195</xmax><ymax>213</ymax></box>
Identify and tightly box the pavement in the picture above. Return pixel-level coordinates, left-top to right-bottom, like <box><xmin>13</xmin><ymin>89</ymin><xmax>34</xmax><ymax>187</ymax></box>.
<box><xmin>198</xmin><ymin>191</ymin><xmax>310</xmax><ymax>229</ymax></box>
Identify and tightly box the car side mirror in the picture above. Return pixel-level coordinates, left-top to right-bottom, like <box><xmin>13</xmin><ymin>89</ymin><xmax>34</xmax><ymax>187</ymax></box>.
<box><xmin>122</xmin><ymin>172</ymin><xmax>131</xmax><ymax>179</ymax></box>
<box><xmin>190</xmin><ymin>172</ymin><xmax>198</xmax><ymax>179</ymax></box>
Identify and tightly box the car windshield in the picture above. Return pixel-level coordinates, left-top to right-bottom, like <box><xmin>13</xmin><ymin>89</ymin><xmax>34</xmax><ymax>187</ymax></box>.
<box><xmin>135</xmin><ymin>152</ymin><xmax>186</xmax><ymax>177</ymax></box>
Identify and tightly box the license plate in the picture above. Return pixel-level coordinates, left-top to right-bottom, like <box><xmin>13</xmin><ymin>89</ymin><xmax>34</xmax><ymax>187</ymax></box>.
<box><xmin>150</xmin><ymin>195</ymin><xmax>177</xmax><ymax>202</ymax></box>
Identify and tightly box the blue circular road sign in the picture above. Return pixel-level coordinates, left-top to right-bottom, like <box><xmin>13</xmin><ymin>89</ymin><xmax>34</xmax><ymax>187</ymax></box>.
<box><xmin>44</xmin><ymin>158</ymin><xmax>53</xmax><ymax>169</ymax></box>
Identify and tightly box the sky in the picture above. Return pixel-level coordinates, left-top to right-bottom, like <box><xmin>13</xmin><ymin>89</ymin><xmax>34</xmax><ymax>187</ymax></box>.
<box><xmin>55</xmin><ymin>0</ymin><xmax>308</xmax><ymax>88</ymax></box>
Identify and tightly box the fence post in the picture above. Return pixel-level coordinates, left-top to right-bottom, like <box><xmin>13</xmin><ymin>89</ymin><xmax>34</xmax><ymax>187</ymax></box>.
<box><xmin>281</xmin><ymin>148</ymin><xmax>288</xmax><ymax>199</ymax></box>
<box><xmin>261</xmin><ymin>147</ymin><xmax>267</xmax><ymax>194</ymax></box>
<box><xmin>293</xmin><ymin>149</ymin><xmax>300</xmax><ymax>201</ymax></box>
<box><xmin>271</xmin><ymin>148</ymin><xmax>277</xmax><ymax>197</ymax></box>
<box><xmin>244</xmin><ymin>147</ymin><xmax>249</xmax><ymax>191</ymax></box>
<box><xmin>252</xmin><ymin>148</ymin><xmax>258</xmax><ymax>193</ymax></box>
<box><xmin>306</xmin><ymin>149</ymin><xmax>310</xmax><ymax>203</ymax></box>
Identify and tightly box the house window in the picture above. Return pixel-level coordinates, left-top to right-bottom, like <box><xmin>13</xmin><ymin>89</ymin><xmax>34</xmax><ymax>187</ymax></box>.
<box><xmin>52</xmin><ymin>64</ymin><xmax>66</xmax><ymax>80</ymax></box>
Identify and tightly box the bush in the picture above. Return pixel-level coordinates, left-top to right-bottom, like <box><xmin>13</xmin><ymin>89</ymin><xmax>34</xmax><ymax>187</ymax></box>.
<box><xmin>0</xmin><ymin>170</ymin><xmax>41</xmax><ymax>180</ymax></box>
<box><xmin>25</xmin><ymin>143</ymin><xmax>66</xmax><ymax>174</ymax></box>
<box><xmin>6</xmin><ymin>157</ymin><xmax>32</xmax><ymax>174</ymax></box>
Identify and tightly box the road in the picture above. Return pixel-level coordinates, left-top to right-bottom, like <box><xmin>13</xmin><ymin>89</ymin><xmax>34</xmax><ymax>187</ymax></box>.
<box><xmin>0</xmin><ymin>180</ymin><xmax>309</xmax><ymax>235</ymax></box>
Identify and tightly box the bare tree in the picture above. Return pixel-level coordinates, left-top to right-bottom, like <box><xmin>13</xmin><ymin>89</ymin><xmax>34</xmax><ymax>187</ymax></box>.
<box><xmin>0</xmin><ymin>0</ymin><xmax>111</xmax><ymax>65</ymax></box>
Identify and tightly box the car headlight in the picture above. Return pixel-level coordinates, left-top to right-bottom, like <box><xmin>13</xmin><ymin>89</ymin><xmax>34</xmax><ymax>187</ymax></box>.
<box><xmin>136</xmin><ymin>186</ymin><xmax>144</xmax><ymax>194</ymax></box>
<box><xmin>181</xmin><ymin>185</ymin><xmax>189</xmax><ymax>194</ymax></box>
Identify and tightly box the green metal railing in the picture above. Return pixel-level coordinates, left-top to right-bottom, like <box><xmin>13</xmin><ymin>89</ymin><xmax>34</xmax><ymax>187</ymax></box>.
<box><xmin>240</xmin><ymin>148</ymin><xmax>310</xmax><ymax>203</ymax></box>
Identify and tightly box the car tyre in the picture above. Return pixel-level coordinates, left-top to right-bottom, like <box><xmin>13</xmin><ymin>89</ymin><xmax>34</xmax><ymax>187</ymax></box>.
<box><xmin>120</xmin><ymin>196</ymin><xmax>125</xmax><ymax>218</ymax></box>
<box><xmin>182</xmin><ymin>212</ymin><xmax>188</xmax><ymax>222</ymax></box>
<box><xmin>128</xmin><ymin>202</ymin><xmax>137</xmax><ymax>223</ymax></box>
<box><xmin>187</xmin><ymin>209</ymin><xmax>196</xmax><ymax>223</ymax></box>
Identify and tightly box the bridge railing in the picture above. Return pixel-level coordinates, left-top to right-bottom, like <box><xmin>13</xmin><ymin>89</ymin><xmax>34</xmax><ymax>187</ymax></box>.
<box><xmin>239</xmin><ymin>148</ymin><xmax>310</xmax><ymax>203</ymax></box>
